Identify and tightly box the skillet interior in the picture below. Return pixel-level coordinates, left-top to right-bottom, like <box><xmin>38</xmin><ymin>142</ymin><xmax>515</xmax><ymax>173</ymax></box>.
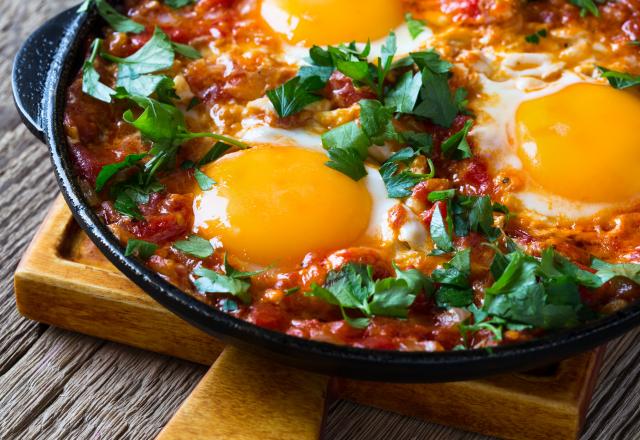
<box><xmin>13</xmin><ymin>2</ymin><xmax>640</xmax><ymax>382</ymax></box>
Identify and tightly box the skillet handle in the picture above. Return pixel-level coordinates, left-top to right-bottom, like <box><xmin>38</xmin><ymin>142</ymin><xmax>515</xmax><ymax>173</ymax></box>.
<box><xmin>12</xmin><ymin>7</ymin><xmax>81</xmax><ymax>143</ymax></box>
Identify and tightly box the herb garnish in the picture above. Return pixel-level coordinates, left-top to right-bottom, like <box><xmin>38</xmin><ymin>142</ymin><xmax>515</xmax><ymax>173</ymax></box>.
<box><xmin>173</xmin><ymin>235</ymin><xmax>214</xmax><ymax>259</ymax></box>
<box><xmin>125</xmin><ymin>239</ymin><xmax>158</xmax><ymax>259</ymax></box>
<box><xmin>79</xmin><ymin>0</ymin><xmax>145</xmax><ymax>34</ymax></box>
<box><xmin>306</xmin><ymin>263</ymin><xmax>431</xmax><ymax>328</ymax></box>
<box><xmin>405</xmin><ymin>13</ymin><xmax>427</xmax><ymax>39</ymax></box>
<box><xmin>568</xmin><ymin>0</ymin><xmax>603</xmax><ymax>17</ymax></box>
<box><xmin>193</xmin><ymin>255</ymin><xmax>266</xmax><ymax>304</ymax></box>
<box><xmin>525</xmin><ymin>29</ymin><xmax>548</xmax><ymax>44</ymax></box>
<box><xmin>597</xmin><ymin>66</ymin><xmax>640</xmax><ymax>89</ymax></box>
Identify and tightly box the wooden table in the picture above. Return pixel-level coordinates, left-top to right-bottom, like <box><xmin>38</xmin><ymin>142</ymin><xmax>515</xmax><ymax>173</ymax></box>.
<box><xmin>1</xmin><ymin>1</ymin><xmax>639</xmax><ymax>438</ymax></box>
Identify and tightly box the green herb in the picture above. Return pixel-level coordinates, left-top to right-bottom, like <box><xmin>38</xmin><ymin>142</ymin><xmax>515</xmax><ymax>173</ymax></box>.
<box><xmin>193</xmin><ymin>255</ymin><xmax>266</xmax><ymax>304</ymax></box>
<box><xmin>116</xmin><ymin>92</ymin><xmax>246</xmax><ymax>181</ymax></box>
<box><xmin>124</xmin><ymin>239</ymin><xmax>158</xmax><ymax>259</ymax></box>
<box><xmin>109</xmin><ymin>172</ymin><xmax>164</xmax><ymax>220</ymax></box>
<box><xmin>173</xmin><ymin>235</ymin><xmax>214</xmax><ymax>258</ymax></box>
<box><xmin>164</xmin><ymin>0</ymin><xmax>195</xmax><ymax>8</ymax></box>
<box><xmin>441</xmin><ymin>119</ymin><xmax>473</xmax><ymax>160</ymax></box>
<box><xmin>198</xmin><ymin>142</ymin><xmax>233</xmax><ymax>167</ymax></box>
<box><xmin>405</xmin><ymin>13</ymin><xmax>427</xmax><ymax>39</ymax></box>
<box><xmin>525</xmin><ymin>29</ymin><xmax>548</xmax><ymax>44</ymax></box>
<box><xmin>385</xmin><ymin>71</ymin><xmax>423</xmax><ymax>113</ymax></box>
<box><xmin>101</xmin><ymin>27</ymin><xmax>176</xmax><ymax>97</ymax></box>
<box><xmin>597</xmin><ymin>66</ymin><xmax>640</xmax><ymax>89</ymax></box>
<box><xmin>284</xmin><ymin>287</ymin><xmax>300</xmax><ymax>296</ymax></box>
<box><xmin>413</xmin><ymin>68</ymin><xmax>459</xmax><ymax>128</ymax></box>
<box><xmin>114</xmin><ymin>191</ymin><xmax>145</xmax><ymax>220</ymax></box>
<box><xmin>82</xmin><ymin>39</ymin><xmax>115</xmax><ymax>103</ymax></box>
<box><xmin>220</xmin><ymin>298</ymin><xmax>239</xmax><ymax>312</ymax></box>
<box><xmin>433</xmin><ymin>250</ymin><xmax>474</xmax><ymax>307</ymax></box>
<box><xmin>482</xmin><ymin>248</ymin><xmax>600</xmax><ymax>330</ymax></box>
<box><xmin>591</xmin><ymin>259</ymin><xmax>640</xmax><ymax>285</ymax></box>
<box><xmin>266</xmin><ymin>76</ymin><xmax>325</xmax><ymax>117</ymax></box>
<box><xmin>321</xmin><ymin>121</ymin><xmax>369</xmax><ymax>181</ymax></box>
<box><xmin>95</xmin><ymin>153</ymin><xmax>146</xmax><ymax>192</ymax></box>
<box><xmin>325</xmin><ymin>146</ymin><xmax>368</xmax><ymax>181</ymax></box>
<box><xmin>430</xmin><ymin>202</ymin><xmax>454</xmax><ymax>252</ymax></box>
<box><xmin>187</xmin><ymin>97</ymin><xmax>201</xmax><ymax>111</ymax></box>
<box><xmin>79</xmin><ymin>0</ymin><xmax>145</xmax><ymax>34</ymax></box>
<box><xmin>379</xmin><ymin>148</ymin><xmax>434</xmax><ymax>198</ymax></box>
<box><xmin>359</xmin><ymin>100</ymin><xmax>400</xmax><ymax>145</ymax></box>
<box><xmin>410</xmin><ymin>50</ymin><xmax>453</xmax><ymax>74</ymax></box>
<box><xmin>569</xmin><ymin>0</ymin><xmax>602</xmax><ymax>17</ymax></box>
<box><xmin>193</xmin><ymin>168</ymin><xmax>215</xmax><ymax>191</ymax></box>
<box><xmin>171</xmin><ymin>42</ymin><xmax>202</xmax><ymax>59</ymax></box>
<box><xmin>306</xmin><ymin>263</ymin><xmax>423</xmax><ymax>328</ymax></box>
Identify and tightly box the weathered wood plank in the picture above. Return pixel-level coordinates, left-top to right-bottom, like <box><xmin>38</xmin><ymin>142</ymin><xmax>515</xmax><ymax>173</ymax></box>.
<box><xmin>1</xmin><ymin>1</ymin><xmax>640</xmax><ymax>439</ymax></box>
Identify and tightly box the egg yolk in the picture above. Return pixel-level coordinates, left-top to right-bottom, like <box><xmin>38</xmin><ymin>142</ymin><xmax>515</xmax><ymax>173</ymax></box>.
<box><xmin>516</xmin><ymin>83</ymin><xmax>640</xmax><ymax>204</ymax></box>
<box><xmin>193</xmin><ymin>146</ymin><xmax>372</xmax><ymax>266</ymax></box>
<box><xmin>260</xmin><ymin>0</ymin><xmax>405</xmax><ymax>46</ymax></box>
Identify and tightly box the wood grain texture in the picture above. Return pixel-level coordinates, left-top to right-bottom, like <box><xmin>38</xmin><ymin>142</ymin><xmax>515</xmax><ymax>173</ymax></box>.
<box><xmin>157</xmin><ymin>347</ymin><xmax>329</xmax><ymax>440</ymax></box>
<box><xmin>2</xmin><ymin>2</ymin><xmax>640</xmax><ymax>439</ymax></box>
<box><xmin>15</xmin><ymin>197</ymin><xmax>604</xmax><ymax>439</ymax></box>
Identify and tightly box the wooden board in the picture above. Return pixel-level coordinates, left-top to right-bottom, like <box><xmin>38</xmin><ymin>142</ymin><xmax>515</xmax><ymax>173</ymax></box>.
<box><xmin>14</xmin><ymin>196</ymin><xmax>605</xmax><ymax>440</ymax></box>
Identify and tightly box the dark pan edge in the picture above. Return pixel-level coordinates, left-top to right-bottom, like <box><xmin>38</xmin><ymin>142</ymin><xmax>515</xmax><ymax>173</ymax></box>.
<box><xmin>32</xmin><ymin>5</ymin><xmax>640</xmax><ymax>382</ymax></box>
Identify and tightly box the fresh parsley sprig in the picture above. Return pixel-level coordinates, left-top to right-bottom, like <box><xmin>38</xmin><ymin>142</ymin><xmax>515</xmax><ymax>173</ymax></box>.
<box><xmin>597</xmin><ymin>66</ymin><xmax>640</xmax><ymax>89</ymax></box>
<box><xmin>306</xmin><ymin>263</ymin><xmax>432</xmax><ymax>328</ymax></box>
<box><xmin>568</xmin><ymin>0</ymin><xmax>604</xmax><ymax>17</ymax></box>
<box><xmin>79</xmin><ymin>0</ymin><xmax>145</xmax><ymax>33</ymax></box>
<box><xmin>192</xmin><ymin>255</ymin><xmax>266</xmax><ymax>304</ymax></box>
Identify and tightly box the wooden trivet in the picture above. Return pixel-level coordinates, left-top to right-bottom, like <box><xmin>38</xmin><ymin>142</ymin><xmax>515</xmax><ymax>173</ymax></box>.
<box><xmin>14</xmin><ymin>196</ymin><xmax>604</xmax><ymax>440</ymax></box>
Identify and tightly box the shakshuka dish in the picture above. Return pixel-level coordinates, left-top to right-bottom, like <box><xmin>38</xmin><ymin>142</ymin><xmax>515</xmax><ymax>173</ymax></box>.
<box><xmin>65</xmin><ymin>0</ymin><xmax>640</xmax><ymax>351</ymax></box>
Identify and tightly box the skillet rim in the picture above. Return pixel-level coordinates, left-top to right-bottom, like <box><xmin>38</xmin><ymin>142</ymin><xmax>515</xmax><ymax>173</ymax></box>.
<box><xmin>26</xmin><ymin>3</ymin><xmax>640</xmax><ymax>382</ymax></box>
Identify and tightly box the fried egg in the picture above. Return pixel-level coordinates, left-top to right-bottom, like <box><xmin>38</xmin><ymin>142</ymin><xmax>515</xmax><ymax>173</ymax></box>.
<box><xmin>259</xmin><ymin>0</ymin><xmax>432</xmax><ymax>65</ymax></box>
<box><xmin>192</xmin><ymin>128</ymin><xmax>427</xmax><ymax>268</ymax></box>
<box><xmin>471</xmin><ymin>52</ymin><xmax>640</xmax><ymax>220</ymax></box>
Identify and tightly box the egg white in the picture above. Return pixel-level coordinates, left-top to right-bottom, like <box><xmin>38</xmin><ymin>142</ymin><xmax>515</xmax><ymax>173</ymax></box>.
<box><xmin>470</xmin><ymin>52</ymin><xmax>613</xmax><ymax>219</ymax></box>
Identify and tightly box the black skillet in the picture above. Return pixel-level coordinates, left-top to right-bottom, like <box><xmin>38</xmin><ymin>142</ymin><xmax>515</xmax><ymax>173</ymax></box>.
<box><xmin>11</xmin><ymin>2</ymin><xmax>640</xmax><ymax>382</ymax></box>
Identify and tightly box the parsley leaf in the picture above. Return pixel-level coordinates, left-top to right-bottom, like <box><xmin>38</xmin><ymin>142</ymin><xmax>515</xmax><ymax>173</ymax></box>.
<box><xmin>385</xmin><ymin>71</ymin><xmax>423</xmax><ymax>113</ymax></box>
<box><xmin>433</xmin><ymin>249</ymin><xmax>474</xmax><ymax>308</ymax></box>
<box><xmin>525</xmin><ymin>29</ymin><xmax>548</xmax><ymax>44</ymax></box>
<box><xmin>164</xmin><ymin>0</ymin><xmax>194</xmax><ymax>8</ymax></box>
<box><xmin>325</xmin><ymin>147</ymin><xmax>368</xmax><ymax>181</ymax></box>
<box><xmin>125</xmin><ymin>239</ymin><xmax>158</xmax><ymax>259</ymax></box>
<box><xmin>430</xmin><ymin>202</ymin><xmax>454</xmax><ymax>252</ymax></box>
<box><xmin>359</xmin><ymin>100</ymin><xmax>400</xmax><ymax>145</ymax></box>
<box><xmin>597</xmin><ymin>66</ymin><xmax>640</xmax><ymax>89</ymax></box>
<box><xmin>405</xmin><ymin>13</ymin><xmax>427</xmax><ymax>39</ymax></box>
<box><xmin>266</xmin><ymin>76</ymin><xmax>325</xmax><ymax>117</ymax></box>
<box><xmin>198</xmin><ymin>142</ymin><xmax>232</xmax><ymax>167</ymax></box>
<box><xmin>80</xmin><ymin>0</ymin><xmax>145</xmax><ymax>34</ymax></box>
<box><xmin>413</xmin><ymin>68</ymin><xmax>458</xmax><ymax>127</ymax></box>
<box><xmin>380</xmin><ymin>148</ymin><xmax>434</xmax><ymax>198</ymax></box>
<box><xmin>410</xmin><ymin>50</ymin><xmax>453</xmax><ymax>74</ymax></box>
<box><xmin>193</xmin><ymin>168</ymin><xmax>215</xmax><ymax>190</ymax></box>
<box><xmin>592</xmin><ymin>259</ymin><xmax>640</xmax><ymax>285</ymax></box>
<box><xmin>306</xmin><ymin>263</ymin><xmax>420</xmax><ymax>328</ymax></box>
<box><xmin>321</xmin><ymin>120</ymin><xmax>371</xmax><ymax>181</ymax></box>
<box><xmin>82</xmin><ymin>39</ymin><xmax>115</xmax><ymax>103</ymax></box>
<box><xmin>193</xmin><ymin>255</ymin><xmax>265</xmax><ymax>304</ymax></box>
<box><xmin>569</xmin><ymin>0</ymin><xmax>601</xmax><ymax>17</ymax></box>
<box><xmin>482</xmin><ymin>248</ymin><xmax>598</xmax><ymax>330</ymax></box>
<box><xmin>441</xmin><ymin>119</ymin><xmax>473</xmax><ymax>159</ymax></box>
<box><xmin>173</xmin><ymin>235</ymin><xmax>214</xmax><ymax>258</ymax></box>
<box><xmin>95</xmin><ymin>153</ymin><xmax>146</xmax><ymax>192</ymax></box>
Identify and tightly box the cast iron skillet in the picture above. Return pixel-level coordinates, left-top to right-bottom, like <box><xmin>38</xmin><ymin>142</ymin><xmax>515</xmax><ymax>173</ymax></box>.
<box><xmin>12</xmin><ymin>3</ymin><xmax>640</xmax><ymax>382</ymax></box>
